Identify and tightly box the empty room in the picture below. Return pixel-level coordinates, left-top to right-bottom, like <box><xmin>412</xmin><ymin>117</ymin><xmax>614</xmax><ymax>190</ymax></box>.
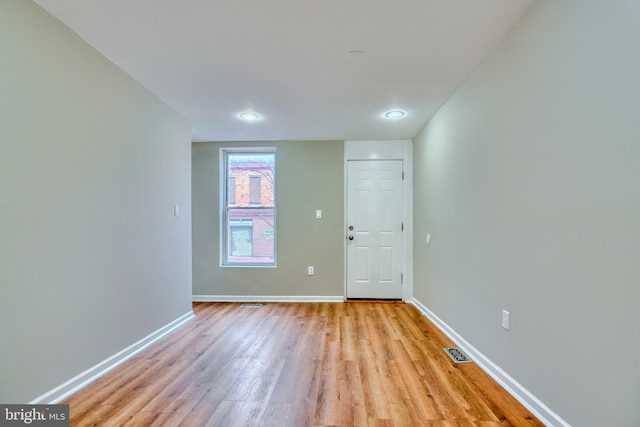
<box><xmin>2</xmin><ymin>1</ymin><xmax>639</xmax><ymax>426</ymax></box>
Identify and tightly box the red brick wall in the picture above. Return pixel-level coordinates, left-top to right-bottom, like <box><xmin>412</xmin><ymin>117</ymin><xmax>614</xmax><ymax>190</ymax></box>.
<box><xmin>229</xmin><ymin>169</ymin><xmax>274</xmax><ymax>207</ymax></box>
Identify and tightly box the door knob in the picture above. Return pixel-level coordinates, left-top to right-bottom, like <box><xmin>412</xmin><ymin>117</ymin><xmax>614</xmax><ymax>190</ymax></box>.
<box><xmin>348</xmin><ymin>225</ymin><xmax>354</xmax><ymax>230</ymax></box>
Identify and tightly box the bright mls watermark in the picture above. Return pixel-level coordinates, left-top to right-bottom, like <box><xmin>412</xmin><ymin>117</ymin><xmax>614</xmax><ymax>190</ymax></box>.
<box><xmin>0</xmin><ymin>405</ymin><xmax>68</xmax><ymax>426</ymax></box>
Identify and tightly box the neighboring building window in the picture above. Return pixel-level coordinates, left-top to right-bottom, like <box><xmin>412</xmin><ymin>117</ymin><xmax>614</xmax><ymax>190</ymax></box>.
<box><xmin>222</xmin><ymin>149</ymin><xmax>276</xmax><ymax>266</ymax></box>
<box><xmin>229</xmin><ymin>220</ymin><xmax>253</xmax><ymax>256</ymax></box>
<box><xmin>228</xmin><ymin>176</ymin><xmax>236</xmax><ymax>204</ymax></box>
<box><xmin>249</xmin><ymin>176</ymin><xmax>261</xmax><ymax>204</ymax></box>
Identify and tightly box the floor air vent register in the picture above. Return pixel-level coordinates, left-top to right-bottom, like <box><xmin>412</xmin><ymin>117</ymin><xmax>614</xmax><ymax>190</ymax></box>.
<box><xmin>443</xmin><ymin>347</ymin><xmax>473</xmax><ymax>364</ymax></box>
<box><xmin>240</xmin><ymin>303</ymin><xmax>263</xmax><ymax>308</ymax></box>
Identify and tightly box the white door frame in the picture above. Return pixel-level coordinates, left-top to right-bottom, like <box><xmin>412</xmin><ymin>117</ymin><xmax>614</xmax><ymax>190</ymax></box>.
<box><xmin>344</xmin><ymin>140</ymin><xmax>413</xmax><ymax>301</ymax></box>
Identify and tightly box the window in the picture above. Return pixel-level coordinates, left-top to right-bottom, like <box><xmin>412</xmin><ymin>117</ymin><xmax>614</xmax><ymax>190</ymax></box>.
<box><xmin>222</xmin><ymin>149</ymin><xmax>276</xmax><ymax>266</ymax></box>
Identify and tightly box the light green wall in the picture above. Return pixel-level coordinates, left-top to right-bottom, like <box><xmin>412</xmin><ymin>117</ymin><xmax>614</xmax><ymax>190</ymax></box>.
<box><xmin>192</xmin><ymin>141</ymin><xmax>344</xmax><ymax>297</ymax></box>
<box><xmin>0</xmin><ymin>0</ymin><xmax>192</xmax><ymax>402</ymax></box>
<box><xmin>413</xmin><ymin>1</ymin><xmax>640</xmax><ymax>426</ymax></box>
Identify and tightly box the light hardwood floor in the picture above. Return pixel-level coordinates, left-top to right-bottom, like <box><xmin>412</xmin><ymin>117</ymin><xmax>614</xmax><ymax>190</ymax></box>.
<box><xmin>64</xmin><ymin>302</ymin><xmax>543</xmax><ymax>426</ymax></box>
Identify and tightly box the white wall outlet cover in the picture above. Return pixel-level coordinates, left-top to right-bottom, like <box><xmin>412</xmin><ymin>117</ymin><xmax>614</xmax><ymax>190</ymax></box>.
<box><xmin>315</xmin><ymin>210</ymin><xmax>322</xmax><ymax>219</ymax></box>
<box><xmin>426</xmin><ymin>233</ymin><xmax>431</xmax><ymax>245</ymax></box>
<box><xmin>174</xmin><ymin>204</ymin><xmax>180</xmax><ymax>217</ymax></box>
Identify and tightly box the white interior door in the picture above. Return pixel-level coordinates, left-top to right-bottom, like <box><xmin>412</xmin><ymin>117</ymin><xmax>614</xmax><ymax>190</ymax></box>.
<box><xmin>346</xmin><ymin>160</ymin><xmax>403</xmax><ymax>299</ymax></box>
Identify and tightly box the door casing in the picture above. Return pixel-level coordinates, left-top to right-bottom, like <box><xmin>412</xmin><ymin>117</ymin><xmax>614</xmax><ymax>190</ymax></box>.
<box><xmin>344</xmin><ymin>140</ymin><xmax>413</xmax><ymax>301</ymax></box>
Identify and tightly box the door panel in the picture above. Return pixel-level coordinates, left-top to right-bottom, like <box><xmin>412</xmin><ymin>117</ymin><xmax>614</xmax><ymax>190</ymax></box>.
<box><xmin>347</xmin><ymin>160</ymin><xmax>403</xmax><ymax>299</ymax></box>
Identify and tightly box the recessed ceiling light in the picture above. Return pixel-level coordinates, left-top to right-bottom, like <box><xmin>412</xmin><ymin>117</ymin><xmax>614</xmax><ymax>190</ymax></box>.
<box><xmin>384</xmin><ymin>110</ymin><xmax>405</xmax><ymax>119</ymax></box>
<box><xmin>239</xmin><ymin>112</ymin><xmax>260</xmax><ymax>121</ymax></box>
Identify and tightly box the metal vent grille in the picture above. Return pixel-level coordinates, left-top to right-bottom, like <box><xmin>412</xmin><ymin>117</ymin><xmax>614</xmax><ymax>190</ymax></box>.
<box><xmin>443</xmin><ymin>347</ymin><xmax>473</xmax><ymax>364</ymax></box>
<box><xmin>240</xmin><ymin>303</ymin><xmax>263</xmax><ymax>308</ymax></box>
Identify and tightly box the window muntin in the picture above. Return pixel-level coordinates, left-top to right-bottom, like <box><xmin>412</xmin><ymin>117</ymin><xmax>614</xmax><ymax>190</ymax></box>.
<box><xmin>222</xmin><ymin>149</ymin><xmax>276</xmax><ymax>266</ymax></box>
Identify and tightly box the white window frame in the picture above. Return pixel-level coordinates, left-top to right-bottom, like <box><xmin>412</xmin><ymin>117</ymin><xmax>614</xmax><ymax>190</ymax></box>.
<box><xmin>220</xmin><ymin>147</ymin><xmax>277</xmax><ymax>267</ymax></box>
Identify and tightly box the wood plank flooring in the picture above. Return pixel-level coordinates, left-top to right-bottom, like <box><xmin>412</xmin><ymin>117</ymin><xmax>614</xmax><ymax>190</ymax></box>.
<box><xmin>64</xmin><ymin>302</ymin><xmax>543</xmax><ymax>426</ymax></box>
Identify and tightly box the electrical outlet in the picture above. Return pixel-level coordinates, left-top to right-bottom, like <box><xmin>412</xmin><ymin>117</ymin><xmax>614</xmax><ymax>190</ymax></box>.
<box><xmin>502</xmin><ymin>310</ymin><xmax>510</xmax><ymax>330</ymax></box>
<box><xmin>308</xmin><ymin>266</ymin><xmax>315</xmax><ymax>276</ymax></box>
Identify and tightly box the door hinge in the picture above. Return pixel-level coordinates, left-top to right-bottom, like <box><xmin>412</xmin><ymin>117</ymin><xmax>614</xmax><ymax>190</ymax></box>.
<box><xmin>401</xmin><ymin>222</ymin><xmax>404</xmax><ymax>231</ymax></box>
<box><xmin>402</xmin><ymin>171</ymin><xmax>405</xmax><ymax>180</ymax></box>
<box><xmin>401</xmin><ymin>273</ymin><xmax>404</xmax><ymax>284</ymax></box>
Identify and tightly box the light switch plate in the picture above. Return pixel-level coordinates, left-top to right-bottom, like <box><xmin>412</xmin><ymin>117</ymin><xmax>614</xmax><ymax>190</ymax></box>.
<box><xmin>502</xmin><ymin>310</ymin><xmax>510</xmax><ymax>330</ymax></box>
<box><xmin>315</xmin><ymin>210</ymin><xmax>322</xmax><ymax>219</ymax></box>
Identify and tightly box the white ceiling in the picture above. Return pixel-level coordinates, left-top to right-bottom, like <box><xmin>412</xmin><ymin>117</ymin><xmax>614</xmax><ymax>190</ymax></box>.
<box><xmin>34</xmin><ymin>0</ymin><xmax>535</xmax><ymax>142</ymax></box>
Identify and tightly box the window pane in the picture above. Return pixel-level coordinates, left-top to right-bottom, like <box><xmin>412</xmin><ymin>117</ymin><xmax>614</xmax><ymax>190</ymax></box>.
<box><xmin>223</xmin><ymin>151</ymin><xmax>275</xmax><ymax>266</ymax></box>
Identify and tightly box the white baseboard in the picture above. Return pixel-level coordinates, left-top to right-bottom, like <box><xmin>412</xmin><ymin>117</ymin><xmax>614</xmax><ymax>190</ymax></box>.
<box><xmin>29</xmin><ymin>311</ymin><xmax>195</xmax><ymax>404</ymax></box>
<box><xmin>409</xmin><ymin>298</ymin><xmax>571</xmax><ymax>427</ymax></box>
<box><xmin>193</xmin><ymin>295</ymin><xmax>344</xmax><ymax>303</ymax></box>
